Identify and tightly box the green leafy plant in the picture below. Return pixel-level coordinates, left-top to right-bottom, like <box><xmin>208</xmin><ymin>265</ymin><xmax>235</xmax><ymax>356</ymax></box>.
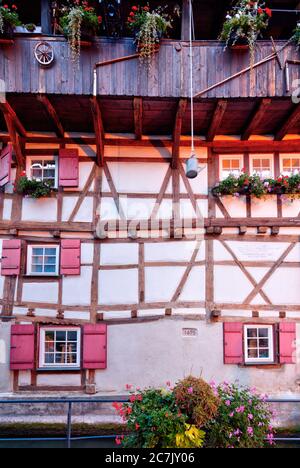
<box><xmin>15</xmin><ymin>173</ymin><xmax>53</xmax><ymax>199</ymax></box>
<box><xmin>59</xmin><ymin>1</ymin><xmax>102</xmax><ymax>64</ymax></box>
<box><xmin>113</xmin><ymin>388</ymin><xmax>205</xmax><ymax>448</ymax></box>
<box><xmin>173</xmin><ymin>376</ymin><xmax>220</xmax><ymax>427</ymax></box>
<box><xmin>206</xmin><ymin>382</ymin><xmax>275</xmax><ymax>449</ymax></box>
<box><xmin>219</xmin><ymin>1</ymin><xmax>271</xmax><ymax>65</ymax></box>
<box><xmin>24</xmin><ymin>23</ymin><xmax>37</xmax><ymax>33</ymax></box>
<box><xmin>212</xmin><ymin>172</ymin><xmax>300</xmax><ymax>199</ymax></box>
<box><xmin>0</xmin><ymin>2</ymin><xmax>21</xmax><ymax>37</ymax></box>
<box><xmin>127</xmin><ymin>4</ymin><xmax>172</xmax><ymax>64</ymax></box>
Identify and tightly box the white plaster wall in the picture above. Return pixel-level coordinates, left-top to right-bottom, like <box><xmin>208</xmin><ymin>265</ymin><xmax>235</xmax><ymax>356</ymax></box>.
<box><xmin>145</xmin><ymin>267</ymin><xmax>186</xmax><ymax>302</ymax></box>
<box><xmin>95</xmin><ymin>320</ymin><xmax>300</xmax><ymax>395</ymax></box>
<box><xmin>214</xmin><ymin>266</ymin><xmax>253</xmax><ymax>303</ymax></box>
<box><xmin>81</xmin><ymin>243</ymin><xmax>94</xmax><ymax>264</ymax></box>
<box><xmin>64</xmin><ymin>162</ymin><xmax>95</xmax><ymax>192</ymax></box>
<box><xmin>22</xmin><ymin>282</ymin><xmax>59</xmax><ymax>304</ymax></box>
<box><xmin>217</xmin><ymin>196</ymin><xmax>247</xmax><ymax>218</ymax></box>
<box><xmin>99</xmin><ymin>269</ymin><xmax>139</xmax><ymax>305</ymax></box>
<box><xmin>22</xmin><ymin>198</ymin><xmax>58</xmax><ymax>222</ymax></box>
<box><xmin>62</xmin><ymin>196</ymin><xmax>93</xmax><ymax>222</ymax></box>
<box><xmin>37</xmin><ymin>373</ymin><xmax>82</xmax><ymax>386</ymax></box>
<box><xmin>0</xmin><ymin>323</ymin><xmax>12</xmax><ymax>393</ymax></box>
<box><xmin>251</xmin><ymin>196</ymin><xmax>278</xmax><ymax>218</ymax></box>
<box><xmin>2</xmin><ymin>199</ymin><xmax>12</xmax><ymax>220</ymax></box>
<box><xmin>100</xmin><ymin>243</ymin><xmax>138</xmax><ymax>265</ymax></box>
<box><xmin>145</xmin><ymin>241</ymin><xmax>200</xmax><ymax>262</ymax></box>
<box><xmin>62</xmin><ymin>267</ymin><xmax>92</xmax><ymax>306</ymax></box>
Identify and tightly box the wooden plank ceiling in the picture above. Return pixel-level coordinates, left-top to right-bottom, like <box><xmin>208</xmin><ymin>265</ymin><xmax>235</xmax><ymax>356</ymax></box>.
<box><xmin>1</xmin><ymin>94</ymin><xmax>300</xmax><ymax>139</ymax></box>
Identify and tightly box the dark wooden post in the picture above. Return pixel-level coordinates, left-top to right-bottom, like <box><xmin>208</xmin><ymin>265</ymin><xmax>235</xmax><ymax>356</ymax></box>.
<box><xmin>41</xmin><ymin>0</ymin><xmax>52</xmax><ymax>35</ymax></box>
<box><xmin>181</xmin><ymin>0</ymin><xmax>190</xmax><ymax>41</ymax></box>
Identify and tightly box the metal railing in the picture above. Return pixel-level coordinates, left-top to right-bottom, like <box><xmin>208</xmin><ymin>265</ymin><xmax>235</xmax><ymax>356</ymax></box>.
<box><xmin>0</xmin><ymin>398</ymin><xmax>299</xmax><ymax>448</ymax></box>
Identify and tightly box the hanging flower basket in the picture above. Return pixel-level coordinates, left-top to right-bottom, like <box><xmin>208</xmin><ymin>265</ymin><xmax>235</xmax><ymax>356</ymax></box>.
<box><xmin>228</xmin><ymin>31</ymin><xmax>249</xmax><ymax>51</ymax></box>
<box><xmin>127</xmin><ymin>5</ymin><xmax>173</xmax><ymax>64</ymax></box>
<box><xmin>0</xmin><ymin>4</ymin><xmax>21</xmax><ymax>44</ymax></box>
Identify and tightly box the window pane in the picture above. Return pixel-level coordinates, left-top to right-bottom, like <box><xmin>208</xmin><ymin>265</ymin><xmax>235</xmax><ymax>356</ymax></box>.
<box><xmin>248</xmin><ymin>349</ymin><xmax>258</xmax><ymax>358</ymax></box>
<box><xmin>247</xmin><ymin>328</ymin><xmax>257</xmax><ymax>338</ymax></box>
<box><xmin>231</xmin><ymin>160</ymin><xmax>240</xmax><ymax>169</ymax></box>
<box><xmin>55</xmin><ymin>353</ymin><xmax>65</xmax><ymax>364</ymax></box>
<box><xmin>45</xmin><ymin>248</ymin><xmax>57</xmax><ymax>256</ymax></box>
<box><xmin>45</xmin><ymin>331</ymin><xmax>55</xmax><ymax>341</ymax></box>
<box><xmin>67</xmin><ymin>331</ymin><xmax>78</xmax><ymax>341</ymax></box>
<box><xmin>258</xmin><ymin>328</ymin><xmax>269</xmax><ymax>338</ymax></box>
<box><xmin>45</xmin><ymin>341</ymin><xmax>55</xmax><ymax>353</ymax></box>
<box><xmin>45</xmin><ymin>353</ymin><xmax>55</xmax><ymax>364</ymax></box>
<box><xmin>262</xmin><ymin>159</ymin><xmax>270</xmax><ymax>168</ymax></box>
<box><xmin>56</xmin><ymin>331</ymin><xmax>67</xmax><ymax>341</ymax></box>
<box><xmin>248</xmin><ymin>339</ymin><xmax>258</xmax><ymax>348</ymax></box>
<box><xmin>32</xmin><ymin>255</ymin><xmax>43</xmax><ymax>265</ymax></box>
<box><xmin>44</xmin><ymin>265</ymin><xmax>56</xmax><ymax>273</ymax></box>
<box><xmin>259</xmin><ymin>339</ymin><xmax>269</xmax><ymax>347</ymax></box>
<box><xmin>32</xmin><ymin>265</ymin><xmax>43</xmax><ymax>273</ymax></box>
<box><xmin>292</xmin><ymin>159</ymin><xmax>300</xmax><ymax>168</ymax></box>
<box><xmin>259</xmin><ymin>349</ymin><xmax>269</xmax><ymax>358</ymax></box>
<box><xmin>222</xmin><ymin>160</ymin><xmax>230</xmax><ymax>169</ymax></box>
<box><xmin>32</xmin><ymin>248</ymin><xmax>43</xmax><ymax>256</ymax></box>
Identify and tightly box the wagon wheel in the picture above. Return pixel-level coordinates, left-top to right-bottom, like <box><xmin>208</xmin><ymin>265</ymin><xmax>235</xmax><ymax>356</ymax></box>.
<box><xmin>34</xmin><ymin>41</ymin><xmax>54</xmax><ymax>66</ymax></box>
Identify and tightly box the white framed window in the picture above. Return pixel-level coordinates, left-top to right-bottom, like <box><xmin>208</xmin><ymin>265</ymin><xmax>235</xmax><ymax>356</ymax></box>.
<box><xmin>219</xmin><ymin>155</ymin><xmax>243</xmax><ymax>180</ymax></box>
<box><xmin>250</xmin><ymin>154</ymin><xmax>273</xmax><ymax>178</ymax></box>
<box><xmin>244</xmin><ymin>325</ymin><xmax>274</xmax><ymax>364</ymax></box>
<box><xmin>27</xmin><ymin>245</ymin><xmax>59</xmax><ymax>276</ymax></box>
<box><xmin>26</xmin><ymin>156</ymin><xmax>58</xmax><ymax>188</ymax></box>
<box><xmin>280</xmin><ymin>155</ymin><xmax>300</xmax><ymax>176</ymax></box>
<box><xmin>39</xmin><ymin>328</ymin><xmax>81</xmax><ymax>369</ymax></box>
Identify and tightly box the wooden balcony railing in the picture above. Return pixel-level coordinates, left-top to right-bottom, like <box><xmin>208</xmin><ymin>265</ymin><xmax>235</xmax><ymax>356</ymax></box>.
<box><xmin>0</xmin><ymin>37</ymin><xmax>299</xmax><ymax>98</ymax></box>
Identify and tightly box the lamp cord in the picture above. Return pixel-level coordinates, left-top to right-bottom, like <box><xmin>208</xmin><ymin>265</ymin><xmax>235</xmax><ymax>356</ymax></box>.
<box><xmin>189</xmin><ymin>0</ymin><xmax>195</xmax><ymax>154</ymax></box>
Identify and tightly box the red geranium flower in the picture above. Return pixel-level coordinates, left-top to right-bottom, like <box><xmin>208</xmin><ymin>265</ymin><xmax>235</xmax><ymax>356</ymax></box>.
<box><xmin>257</xmin><ymin>7</ymin><xmax>263</xmax><ymax>15</ymax></box>
<box><xmin>265</xmin><ymin>8</ymin><xmax>272</xmax><ymax>17</ymax></box>
<box><xmin>132</xmin><ymin>6</ymin><xmax>138</xmax><ymax>11</ymax></box>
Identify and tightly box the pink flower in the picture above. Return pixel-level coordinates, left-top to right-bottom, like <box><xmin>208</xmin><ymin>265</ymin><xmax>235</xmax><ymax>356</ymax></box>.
<box><xmin>267</xmin><ymin>433</ymin><xmax>275</xmax><ymax>445</ymax></box>
<box><xmin>234</xmin><ymin>429</ymin><xmax>241</xmax><ymax>436</ymax></box>
<box><xmin>115</xmin><ymin>436</ymin><xmax>122</xmax><ymax>445</ymax></box>
<box><xmin>187</xmin><ymin>387</ymin><xmax>194</xmax><ymax>394</ymax></box>
<box><xmin>236</xmin><ymin>406</ymin><xmax>245</xmax><ymax>414</ymax></box>
<box><xmin>210</xmin><ymin>380</ymin><xmax>216</xmax><ymax>388</ymax></box>
<box><xmin>229</xmin><ymin>412</ymin><xmax>234</xmax><ymax>418</ymax></box>
<box><xmin>247</xmin><ymin>427</ymin><xmax>254</xmax><ymax>437</ymax></box>
<box><xmin>125</xmin><ymin>384</ymin><xmax>133</xmax><ymax>391</ymax></box>
<box><xmin>225</xmin><ymin>400</ymin><xmax>231</xmax><ymax>407</ymax></box>
<box><xmin>248</xmin><ymin>414</ymin><xmax>254</xmax><ymax>420</ymax></box>
<box><xmin>166</xmin><ymin>381</ymin><xmax>171</xmax><ymax>387</ymax></box>
<box><xmin>129</xmin><ymin>395</ymin><xmax>136</xmax><ymax>403</ymax></box>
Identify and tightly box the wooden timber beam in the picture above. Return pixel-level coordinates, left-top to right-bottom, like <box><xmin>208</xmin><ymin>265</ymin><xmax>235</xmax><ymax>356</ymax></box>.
<box><xmin>0</xmin><ymin>101</ymin><xmax>26</xmax><ymax>138</ymax></box>
<box><xmin>133</xmin><ymin>97</ymin><xmax>143</xmax><ymax>140</ymax></box>
<box><xmin>242</xmin><ymin>98</ymin><xmax>272</xmax><ymax>140</ymax></box>
<box><xmin>172</xmin><ymin>99</ymin><xmax>187</xmax><ymax>169</ymax></box>
<box><xmin>90</xmin><ymin>96</ymin><xmax>105</xmax><ymax>166</ymax></box>
<box><xmin>275</xmin><ymin>104</ymin><xmax>300</xmax><ymax>141</ymax></box>
<box><xmin>206</xmin><ymin>100</ymin><xmax>227</xmax><ymax>142</ymax></box>
<box><xmin>2</xmin><ymin>113</ymin><xmax>25</xmax><ymax>168</ymax></box>
<box><xmin>37</xmin><ymin>95</ymin><xmax>64</xmax><ymax>138</ymax></box>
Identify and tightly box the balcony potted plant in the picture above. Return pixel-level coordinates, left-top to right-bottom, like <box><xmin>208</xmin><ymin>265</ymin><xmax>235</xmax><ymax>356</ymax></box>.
<box><xmin>0</xmin><ymin>2</ymin><xmax>21</xmax><ymax>43</ymax></box>
<box><xmin>127</xmin><ymin>4</ymin><xmax>172</xmax><ymax>64</ymax></box>
<box><xmin>219</xmin><ymin>1</ymin><xmax>271</xmax><ymax>60</ymax></box>
<box><xmin>59</xmin><ymin>0</ymin><xmax>102</xmax><ymax>64</ymax></box>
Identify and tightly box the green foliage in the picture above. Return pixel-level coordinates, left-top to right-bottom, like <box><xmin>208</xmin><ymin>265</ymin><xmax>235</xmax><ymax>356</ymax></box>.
<box><xmin>173</xmin><ymin>376</ymin><xmax>220</xmax><ymax>427</ymax></box>
<box><xmin>213</xmin><ymin>172</ymin><xmax>300</xmax><ymax>199</ymax></box>
<box><xmin>127</xmin><ymin>5</ymin><xmax>172</xmax><ymax>63</ymax></box>
<box><xmin>15</xmin><ymin>175</ymin><xmax>53</xmax><ymax>199</ymax></box>
<box><xmin>113</xmin><ymin>388</ymin><xmax>205</xmax><ymax>449</ymax></box>
<box><xmin>0</xmin><ymin>3</ymin><xmax>21</xmax><ymax>34</ymax></box>
<box><xmin>206</xmin><ymin>382</ymin><xmax>275</xmax><ymax>449</ymax></box>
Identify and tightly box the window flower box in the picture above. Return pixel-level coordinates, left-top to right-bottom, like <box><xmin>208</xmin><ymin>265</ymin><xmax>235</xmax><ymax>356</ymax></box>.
<box><xmin>14</xmin><ymin>173</ymin><xmax>55</xmax><ymax>199</ymax></box>
<box><xmin>0</xmin><ymin>4</ymin><xmax>21</xmax><ymax>44</ymax></box>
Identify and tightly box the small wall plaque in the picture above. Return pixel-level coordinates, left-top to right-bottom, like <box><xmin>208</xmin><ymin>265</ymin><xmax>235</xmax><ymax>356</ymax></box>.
<box><xmin>182</xmin><ymin>328</ymin><xmax>198</xmax><ymax>337</ymax></box>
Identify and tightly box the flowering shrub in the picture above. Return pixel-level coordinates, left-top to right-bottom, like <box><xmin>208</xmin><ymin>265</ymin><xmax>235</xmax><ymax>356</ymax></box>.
<box><xmin>15</xmin><ymin>173</ymin><xmax>53</xmax><ymax>199</ymax></box>
<box><xmin>127</xmin><ymin>4</ymin><xmax>172</xmax><ymax>63</ymax></box>
<box><xmin>113</xmin><ymin>387</ymin><xmax>205</xmax><ymax>448</ymax></box>
<box><xmin>212</xmin><ymin>172</ymin><xmax>300</xmax><ymax>199</ymax></box>
<box><xmin>219</xmin><ymin>1</ymin><xmax>271</xmax><ymax>65</ymax></box>
<box><xmin>0</xmin><ymin>2</ymin><xmax>21</xmax><ymax>37</ymax></box>
<box><xmin>206</xmin><ymin>382</ymin><xmax>275</xmax><ymax>448</ymax></box>
<box><xmin>173</xmin><ymin>376</ymin><xmax>220</xmax><ymax>427</ymax></box>
<box><xmin>59</xmin><ymin>0</ymin><xmax>102</xmax><ymax>64</ymax></box>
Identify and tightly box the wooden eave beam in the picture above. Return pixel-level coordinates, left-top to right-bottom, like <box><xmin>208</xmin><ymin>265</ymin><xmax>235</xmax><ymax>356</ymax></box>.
<box><xmin>37</xmin><ymin>95</ymin><xmax>64</xmax><ymax>138</ymax></box>
<box><xmin>242</xmin><ymin>98</ymin><xmax>272</xmax><ymax>140</ymax></box>
<box><xmin>90</xmin><ymin>96</ymin><xmax>105</xmax><ymax>166</ymax></box>
<box><xmin>3</xmin><ymin>113</ymin><xmax>25</xmax><ymax>168</ymax></box>
<box><xmin>133</xmin><ymin>97</ymin><xmax>143</xmax><ymax>140</ymax></box>
<box><xmin>275</xmin><ymin>104</ymin><xmax>300</xmax><ymax>141</ymax></box>
<box><xmin>172</xmin><ymin>98</ymin><xmax>187</xmax><ymax>169</ymax></box>
<box><xmin>0</xmin><ymin>101</ymin><xmax>26</xmax><ymax>138</ymax></box>
<box><xmin>206</xmin><ymin>100</ymin><xmax>227</xmax><ymax>142</ymax></box>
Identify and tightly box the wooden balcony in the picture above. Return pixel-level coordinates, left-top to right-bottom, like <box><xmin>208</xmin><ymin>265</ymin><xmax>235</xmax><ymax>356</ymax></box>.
<box><xmin>0</xmin><ymin>36</ymin><xmax>299</xmax><ymax>99</ymax></box>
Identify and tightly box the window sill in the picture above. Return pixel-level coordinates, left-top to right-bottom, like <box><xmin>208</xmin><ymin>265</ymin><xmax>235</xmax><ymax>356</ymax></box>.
<box><xmin>239</xmin><ymin>363</ymin><xmax>282</xmax><ymax>369</ymax></box>
<box><xmin>37</xmin><ymin>367</ymin><xmax>81</xmax><ymax>373</ymax></box>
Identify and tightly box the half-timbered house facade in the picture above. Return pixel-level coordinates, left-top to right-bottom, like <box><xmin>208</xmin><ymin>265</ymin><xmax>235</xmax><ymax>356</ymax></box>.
<box><xmin>0</xmin><ymin>0</ymin><xmax>300</xmax><ymax>396</ymax></box>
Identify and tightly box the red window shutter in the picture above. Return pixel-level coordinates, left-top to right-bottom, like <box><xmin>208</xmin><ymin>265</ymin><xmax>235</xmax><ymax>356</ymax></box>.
<box><xmin>0</xmin><ymin>145</ymin><xmax>12</xmax><ymax>187</ymax></box>
<box><xmin>279</xmin><ymin>323</ymin><xmax>296</xmax><ymax>364</ymax></box>
<box><xmin>10</xmin><ymin>324</ymin><xmax>35</xmax><ymax>370</ymax></box>
<box><xmin>60</xmin><ymin>239</ymin><xmax>81</xmax><ymax>275</ymax></box>
<box><xmin>224</xmin><ymin>323</ymin><xmax>244</xmax><ymax>364</ymax></box>
<box><xmin>83</xmin><ymin>324</ymin><xmax>107</xmax><ymax>370</ymax></box>
<box><xmin>1</xmin><ymin>240</ymin><xmax>22</xmax><ymax>276</ymax></box>
<box><xmin>59</xmin><ymin>149</ymin><xmax>79</xmax><ymax>187</ymax></box>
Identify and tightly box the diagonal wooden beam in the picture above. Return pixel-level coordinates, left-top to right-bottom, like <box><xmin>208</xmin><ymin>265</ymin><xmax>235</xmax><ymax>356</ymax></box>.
<box><xmin>206</xmin><ymin>100</ymin><xmax>227</xmax><ymax>142</ymax></box>
<box><xmin>133</xmin><ymin>97</ymin><xmax>143</xmax><ymax>140</ymax></box>
<box><xmin>37</xmin><ymin>94</ymin><xmax>64</xmax><ymax>138</ymax></box>
<box><xmin>275</xmin><ymin>104</ymin><xmax>300</xmax><ymax>141</ymax></box>
<box><xmin>242</xmin><ymin>98</ymin><xmax>271</xmax><ymax>140</ymax></box>
<box><xmin>0</xmin><ymin>101</ymin><xmax>26</xmax><ymax>138</ymax></box>
<box><xmin>90</xmin><ymin>96</ymin><xmax>105</xmax><ymax>166</ymax></box>
<box><xmin>3</xmin><ymin>113</ymin><xmax>25</xmax><ymax>168</ymax></box>
<box><xmin>172</xmin><ymin>98</ymin><xmax>187</xmax><ymax>169</ymax></box>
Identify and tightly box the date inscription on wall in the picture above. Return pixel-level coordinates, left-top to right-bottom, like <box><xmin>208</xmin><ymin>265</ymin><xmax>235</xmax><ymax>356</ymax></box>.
<box><xmin>182</xmin><ymin>328</ymin><xmax>198</xmax><ymax>337</ymax></box>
